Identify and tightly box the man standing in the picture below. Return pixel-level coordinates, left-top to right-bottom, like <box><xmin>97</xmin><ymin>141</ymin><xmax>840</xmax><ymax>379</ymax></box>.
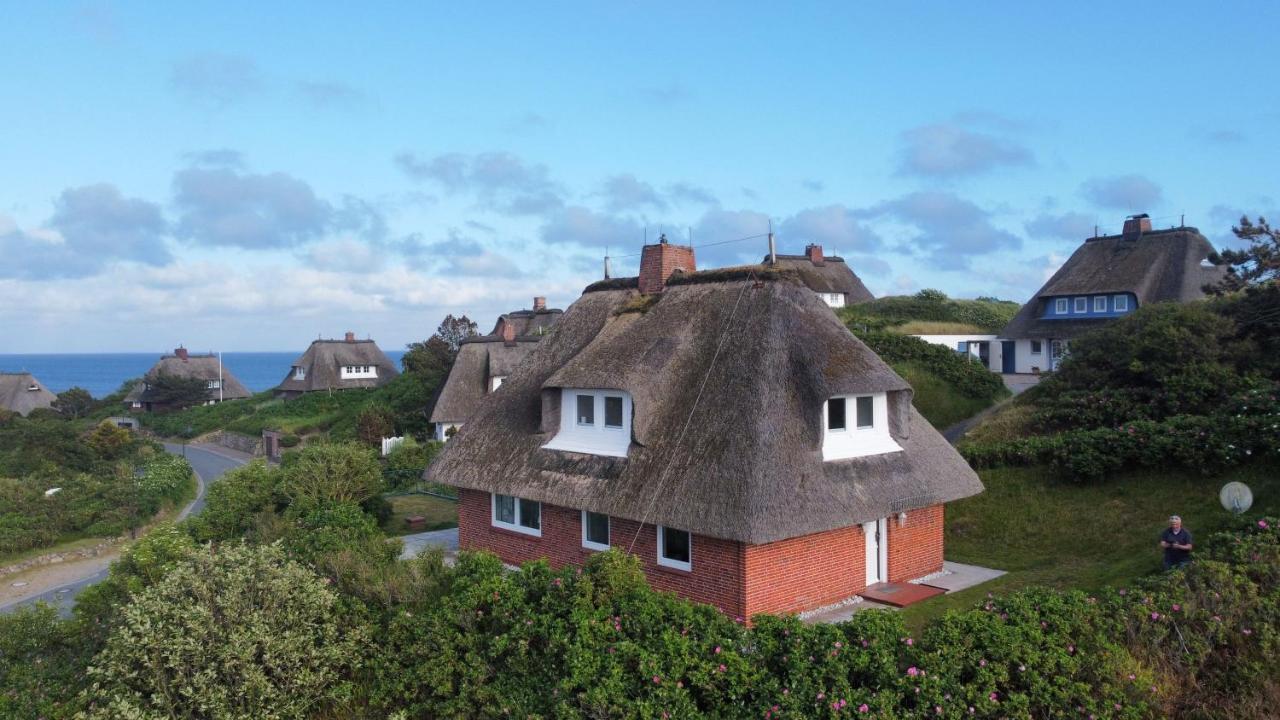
<box><xmin>1160</xmin><ymin>515</ymin><xmax>1194</xmax><ymax>570</ymax></box>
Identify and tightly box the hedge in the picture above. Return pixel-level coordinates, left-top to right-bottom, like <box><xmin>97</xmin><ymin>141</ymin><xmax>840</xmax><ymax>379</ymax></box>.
<box><xmin>852</xmin><ymin>330</ymin><xmax>1007</xmax><ymax>402</ymax></box>
<box><xmin>960</xmin><ymin>388</ymin><xmax>1280</xmax><ymax>481</ymax></box>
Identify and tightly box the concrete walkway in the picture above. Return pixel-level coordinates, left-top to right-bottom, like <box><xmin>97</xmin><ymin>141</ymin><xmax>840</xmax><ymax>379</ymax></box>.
<box><xmin>399</xmin><ymin>527</ymin><xmax>459</xmax><ymax>561</ymax></box>
<box><xmin>941</xmin><ymin>373</ymin><xmax>1040</xmax><ymax>444</ymax></box>
<box><xmin>802</xmin><ymin>562</ymin><xmax>1007</xmax><ymax>623</ymax></box>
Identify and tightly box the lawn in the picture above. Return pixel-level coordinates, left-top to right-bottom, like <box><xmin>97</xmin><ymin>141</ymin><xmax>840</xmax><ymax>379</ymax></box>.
<box><xmin>892</xmin><ymin>361</ymin><xmax>996</xmax><ymax>429</ymax></box>
<box><xmin>382</xmin><ymin>492</ymin><xmax>458</xmax><ymax>536</ymax></box>
<box><xmin>899</xmin><ymin>462</ymin><xmax>1280</xmax><ymax>630</ymax></box>
<box><xmin>889</xmin><ymin>321</ymin><xmax>989</xmax><ymax>335</ymax></box>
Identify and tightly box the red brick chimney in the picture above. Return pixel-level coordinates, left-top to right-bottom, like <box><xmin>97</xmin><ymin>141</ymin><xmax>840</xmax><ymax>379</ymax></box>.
<box><xmin>805</xmin><ymin>243</ymin><xmax>825</xmax><ymax>266</ymax></box>
<box><xmin>344</xmin><ymin>331</ymin><xmax>356</xmax><ymax>343</ymax></box>
<box><xmin>175</xmin><ymin>346</ymin><xmax>189</xmax><ymax>361</ymax></box>
<box><xmin>638</xmin><ymin>234</ymin><xmax>696</xmax><ymax>294</ymax></box>
<box><xmin>500</xmin><ymin>317</ymin><xmax>516</xmax><ymax>346</ymax></box>
<box><xmin>533</xmin><ymin>296</ymin><xmax>547</xmax><ymax>311</ymax></box>
<box><xmin>1122</xmin><ymin>214</ymin><xmax>1152</xmax><ymax>236</ymax></box>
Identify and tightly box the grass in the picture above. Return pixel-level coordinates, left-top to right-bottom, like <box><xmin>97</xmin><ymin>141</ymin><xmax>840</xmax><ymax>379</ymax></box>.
<box><xmin>899</xmin><ymin>462</ymin><xmax>1280</xmax><ymax>631</ymax></box>
<box><xmin>959</xmin><ymin>399</ymin><xmax>1038</xmax><ymax>444</ymax></box>
<box><xmin>892</xmin><ymin>361</ymin><xmax>996</xmax><ymax>429</ymax></box>
<box><xmin>888</xmin><ymin>321</ymin><xmax>989</xmax><ymax>335</ymax></box>
<box><xmin>382</xmin><ymin>493</ymin><xmax>458</xmax><ymax>536</ymax></box>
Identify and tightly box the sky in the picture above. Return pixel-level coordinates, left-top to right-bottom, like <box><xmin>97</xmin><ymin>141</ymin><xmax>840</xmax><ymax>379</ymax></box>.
<box><xmin>1</xmin><ymin>1</ymin><xmax>1276</xmax><ymax>353</ymax></box>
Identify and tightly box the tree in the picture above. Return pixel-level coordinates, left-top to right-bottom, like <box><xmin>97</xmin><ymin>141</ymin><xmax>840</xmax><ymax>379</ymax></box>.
<box><xmin>85</xmin><ymin>420</ymin><xmax>134</xmax><ymax>460</ymax></box>
<box><xmin>188</xmin><ymin>461</ymin><xmax>281</xmax><ymax>542</ymax></box>
<box><xmin>82</xmin><ymin>543</ymin><xmax>364</xmax><ymax>720</ymax></box>
<box><xmin>402</xmin><ymin>335</ymin><xmax>453</xmax><ymax>378</ymax></box>
<box><xmin>355</xmin><ymin>405</ymin><xmax>396</xmax><ymax>447</ymax></box>
<box><xmin>52</xmin><ymin>387</ymin><xmax>94</xmax><ymax>418</ymax></box>
<box><xmin>281</xmin><ymin>442</ymin><xmax>383</xmax><ymax>511</ymax></box>
<box><xmin>1206</xmin><ymin>215</ymin><xmax>1279</xmax><ymax>293</ymax></box>
<box><xmin>146</xmin><ymin>372</ymin><xmax>210</xmax><ymax>409</ymax></box>
<box><xmin>433</xmin><ymin>313</ymin><xmax>479</xmax><ymax>354</ymax></box>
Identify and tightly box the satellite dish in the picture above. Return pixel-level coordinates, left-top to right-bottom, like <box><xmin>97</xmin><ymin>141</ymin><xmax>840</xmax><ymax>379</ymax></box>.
<box><xmin>1220</xmin><ymin>482</ymin><xmax>1254</xmax><ymax>514</ymax></box>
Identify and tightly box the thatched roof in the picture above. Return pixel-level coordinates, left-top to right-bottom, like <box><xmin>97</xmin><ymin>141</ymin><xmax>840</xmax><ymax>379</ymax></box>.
<box><xmin>1002</xmin><ymin>227</ymin><xmax>1227</xmax><ymax>339</ymax></box>
<box><xmin>430</xmin><ymin>308</ymin><xmax>564</xmax><ymax>424</ymax></box>
<box><xmin>766</xmin><ymin>254</ymin><xmax>875</xmax><ymax>303</ymax></box>
<box><xmin>0</xmin><ymin>372</ymin><xmax>56</xmax><ymax>416</ymax></box>
<box><xmin>427</xmin><ymin>269</ymin><xmax>982</xmax><ymax>545</ymax></box>
<box><xmin>123</xmin><ymin>353</ymin><xmax>251</xmax><ymax>403</ymax></box>
<box><xmin>273</xmin><ymin>337</ymin><xmax>399</xmax><ymax>394</ymax></box>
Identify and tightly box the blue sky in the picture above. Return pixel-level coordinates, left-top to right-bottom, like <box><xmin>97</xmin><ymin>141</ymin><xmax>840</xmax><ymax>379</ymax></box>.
<box><xmin>2</xmin><ymin>1</ymin><xmax>1276</xmax><ymax>352</ymax></box>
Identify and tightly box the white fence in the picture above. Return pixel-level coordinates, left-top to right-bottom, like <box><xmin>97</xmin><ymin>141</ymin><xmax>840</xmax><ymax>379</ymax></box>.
<box><xmin>381</xmin><ymin>436</ymin><xmax>406</xmax><ymax>456</ymax></box>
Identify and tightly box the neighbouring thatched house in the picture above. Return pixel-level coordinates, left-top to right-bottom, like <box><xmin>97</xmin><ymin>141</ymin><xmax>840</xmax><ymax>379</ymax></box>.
<box><xmin>124</xmin><ymin>347</ymin><xmax>251</xmax><ymax>412</ymax></box>
<box><xmin>999</xmin><ymin>215</ymin><xmax>1228</xmax><ymax>373</ymax></box>
<box><xmin>429</xmin><ymin>297</ymin><xmax>563</xmax><ymax>440</ymax></box>
<box><xmin>426</xmin><ymin>238</ymin><xmax>983</xmax><ymax>618</ymax></box>
<box><xmin>0</xmin><ymin>372</ymin><xmax>56</xmax><ymax>416</ymax></box>
<box><xmin>765</xmin><ymin>244</ymin><xmax>874</xmax><ymax>308</ymax></box>
<box><xmin>274</xmin><ymin>332</ymin><xmax>399</xmax><ymax>399</ymax></box>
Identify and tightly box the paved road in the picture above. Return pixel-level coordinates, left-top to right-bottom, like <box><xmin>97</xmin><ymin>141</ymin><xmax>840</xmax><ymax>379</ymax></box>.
<box><xmin>0</xmin><ymin>444</ymin><xmax>247</xmax><ymax>615</ymax></box>
<box><xmin>942</xmin><ymin>373</ymin><xmax>1041</xmax><ymax>444</ymax></box>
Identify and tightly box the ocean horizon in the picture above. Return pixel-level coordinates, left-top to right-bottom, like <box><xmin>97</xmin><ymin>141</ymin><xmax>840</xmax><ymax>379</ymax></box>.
<box><xmin>0</xmin><ymin>351</ymin><xmax>408</xmax><ymax>399</ymax></box>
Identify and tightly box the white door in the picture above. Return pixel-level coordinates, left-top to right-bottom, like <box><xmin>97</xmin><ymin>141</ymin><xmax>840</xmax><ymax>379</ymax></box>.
<box><xmin>1050</xmin><ymin>340</ymin><xmax>1067</xmax><ymax>371</ymax></box>
<box><xmin>864</xmin><ymin>518</ymin><xmax>888</xmax><ymax>585</ymax></box>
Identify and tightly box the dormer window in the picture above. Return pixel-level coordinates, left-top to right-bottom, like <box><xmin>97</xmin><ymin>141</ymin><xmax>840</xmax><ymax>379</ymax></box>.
<box><xmin>490</xmin><ymin>375</ymin><xmax>506</xmax><ymax>392</ymax></box>
<box><xmin>340</xmin><ymin>365</ymin><xmax>378</xmax><ymax>379</ymax></box>
<box><xmin>1114</xmin><ymin>295</ymin><xmax>1129</xmax><ymax>312</ymax></box>
<box><xmin>206</xmin><ymin>379</ymin><xmax>222</xmax><ymax>390</ymax></box>
<box><xmin>1074</xmin><ymin>297</ymin><xmax>1087</xmax><ymax>313</ymax></box>
<box><xmin>293</xmin><ymin>366</ymin><xmax>306</xmax><ymax>380</ymax></box>
<box><xmin>822</xmin><ymin>393</ymin><xmax>902</xmax><ymax>461</ymax></box>
<box><xmin>543</xmin><ymin>388</ymin><xmax>632</xmax><ymax>458</ymax></box>
<box><xmin>1055</xmin><ymin>298</ymin><xmax>1068</xmax><ymax>314</ymax></box>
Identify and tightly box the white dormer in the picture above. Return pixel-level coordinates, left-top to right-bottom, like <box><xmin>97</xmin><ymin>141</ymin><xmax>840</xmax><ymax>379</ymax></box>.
<box><xmin>542</xmin><ymin>388</ymin><xmax>632</xmax><ymax>458</ymax></box>
<box><xmin>821</xmin><ymin>392</ymin><xmax>902</xmax><ymax>461</ymax></box>
<box><xmin>340</xmin><ymin>365</ymin><xmax>378</xmax><ymax>379</ymax></box>
<box><xmin>820</xmin><ymin>292</ymin><xmax>847</xmax><ymax>308</ymax></box>
<box><xmin>293</xmin><ymin>366</ymin><xmax>306</xmax><ymax>380</ymax></box>
<box><xmin>490</xmin><ymin>375</ymin><xmax>506</xmax><ymax>392</ymax></box>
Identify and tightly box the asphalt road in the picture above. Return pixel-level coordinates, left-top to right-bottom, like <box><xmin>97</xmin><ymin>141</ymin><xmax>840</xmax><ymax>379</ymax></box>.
<box><xmin>0</xmin><ymin>444</ymin><xmax>246</xmax><ymax>615</ymax></box>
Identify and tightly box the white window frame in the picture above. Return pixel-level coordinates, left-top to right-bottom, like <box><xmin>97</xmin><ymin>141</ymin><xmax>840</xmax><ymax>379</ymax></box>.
<box><xmin>1093</xmin><ymin>296</ymin><xmax>1107</xmax><ymax>312</ymax></box>
<box><xmin>1055</xmin><ymin>298</ymin><xmax>1068</xmax><ymax>314</ymax></box>
<box><xmin>294</xmin><ymin>366</ymin><xmax>306</xmax><ymax>380</ymax></box>
<box><xmin>1074</xmin><ymin>297</ymin><xmax>1087</xmax><ymax>313</ymax></box>
<box><xmin>490</xmin><ymin>375</ymin><xmax>506</xmax><ymax>392</ymax></box>
<box><xmin>339</xmin><ymin>365</ymin><xmax>379</xmax><ymax>380</ymax></box>
<box><xmin>657</xmin><ymin>525</ymin><xmax>692</xmax><ymax>571</ymax></box>
<box><xmin>1030</xmin><ymin>340</ymin><xmax>1043</xmax><ymax>355</ymax></box>
<box><xmin>581</xmin><ymin>510</ymin><xmax>610</xmax><ymax>551</ymax></box>
<box><xmin>491</xmin><ymin>493</ymin><xmax>541</xmax><ymax>537</ymax></box>
<box><xmin>542</xmin><ymin>389</ymin><xmax>632</xmax><ymax>458</ymax></box>
<box><xmin>822</xmin><ymin>393</ymin><xmax>903</xmax><ymax>461</ymax></box>
<box><xmin>1114</xmin><ymin>294</ymin><xmax>1129</xmax><ymax>312</ymax></box>
<box><xmin>206</xmin><ymin>379</ymin><xmax>222</xmax><ymax>389</ymax></box>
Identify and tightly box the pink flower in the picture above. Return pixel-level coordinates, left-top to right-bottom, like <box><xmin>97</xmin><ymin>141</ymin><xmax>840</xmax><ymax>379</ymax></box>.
<box><xmin>1243</xmin><ymin>628</ymin><xmax>1253</xmax><ymax>636</ymax></box>
<box><xmin>1259</xmin><ymin>520</ymin><xmax>1270</xmax><ymax>529</ymax></box>
<box><xmin>718</xmin><ymin>664</ymin><xmax>727</xmax><ymax>672</ymax></box>
<box><xmin>858</xmin><ymin>703</ymin><xmax>869</xmax><ymax>713</ymax></box>
<box><xmin>652</xmin><ymin>676</ymin><xmax>661</xmax><ymax>684</ymax></box>
<box><xmin>834</xmin><ymin>641</ymin><xmax>843</xmax><ymax>648</ymax></box>
<box><xmin>979</xmin><ymin>659</ymin><xmax>987</xmax><ymax>667</ymax></box>
<box><xmin>714</xmin><ymin>645</ymin><xmax>721</xmax><ymax>654</ymax></box>
<box><xmin>907</xmin><ymin>666</ymin><xmax>920</xmax><ymax>677</ymax></box>
<box><xmin>817</xmin><ymin>692</ymin><xmax>825</xmax><ymax>700</ymax></box>
<box><xmin>1171</xmin><ymin>604</ymin><xmax>1181</xmax><ymax>612</ymax></box>
<box><xmin>989</xmin><ymin>692</ymin><xmax>998</xmax><ymax>702</ymax></box>
<box><xmin>1150</xmin><ymin>612</ymin><xmax>1161</xmax><ymax>621</ymax></box>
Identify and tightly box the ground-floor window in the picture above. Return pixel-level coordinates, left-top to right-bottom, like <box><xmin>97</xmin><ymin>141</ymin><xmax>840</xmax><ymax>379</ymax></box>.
<box><xmin>582</xmin><ymin>510</ymin><xmax>610</xmax><ymax>550</ymax></box>
<box><xmin>657</xmin><ymin>526</ymin><xmax>692</xmax><ymax>571</ymax></box>
<box><xmin>492</xmin><ymin>493</ymin><xmax>541</xmax><ymax>536</ymax></box>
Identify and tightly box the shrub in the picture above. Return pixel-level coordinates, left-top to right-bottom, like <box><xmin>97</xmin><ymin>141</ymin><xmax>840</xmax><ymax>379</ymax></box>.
<box><xmin>0</xmin><ymin>605</ymin><xmax>91</xmax><ymax>719</ymax></box>
<box><xmin>188</xmin><ymin>461</ymin><xmax>281</xmax><ymax>542</ymax></box>
<box><xmin>278</xmin><ymin>433</ymin><xmax>300</xmax><ymax>448</ymax></box>
<box><xmin>281</xmin><ymin>442</ymin><xmax>383</xmax><ymax>511</ymax></box>
<box><xmin>853</xmin><ymin>329</ymin><xmax>1007</xmax><ymax>401</ymax></box>
<box><xmin>82</xmin><ymin>543</ymin><xmax>367</xmax><ymax>720</ymax></box>
<box><xmin>355</xmin><ymin>405</ymin><xmax>396</xmax><ymax>447</ymax></box>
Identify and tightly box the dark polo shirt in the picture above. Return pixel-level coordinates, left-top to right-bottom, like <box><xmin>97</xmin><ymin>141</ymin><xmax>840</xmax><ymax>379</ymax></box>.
<box><xmin>1161</xmin><ymin>527</ymin><xmax>1193</xmax><ymax>565</ymax></box>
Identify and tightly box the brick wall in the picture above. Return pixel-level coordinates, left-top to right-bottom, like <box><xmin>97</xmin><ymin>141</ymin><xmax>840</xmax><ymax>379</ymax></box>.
<box><xmin>458</xmin><ymin>490</ymin><xmax>948</xmax><ymax>617</ymax></box>
<box><xmin>743</xmin><ymin>524</ymin><xmax>865</xmax><ymax>616</ymax></box>
<box><xmin>457</xmin><ymin>489</ymin><xmax>746</xmax><ymax>618</ymax></box>
<box><xmin>886</xmin><ymin>504</ymin><xmax>945</xmax><ymax>582</ymax></box>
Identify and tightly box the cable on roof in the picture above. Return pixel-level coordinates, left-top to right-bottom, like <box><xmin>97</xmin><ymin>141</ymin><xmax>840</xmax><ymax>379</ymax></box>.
<box><xmin>607</xmin><ymin>232</ymin><xmax>773</xmax><ymax>259</ymax></box>
<box><xmin>625</xmin><ymin>270</ymin><xmax>757</xmax><ymax>556</ymax></box>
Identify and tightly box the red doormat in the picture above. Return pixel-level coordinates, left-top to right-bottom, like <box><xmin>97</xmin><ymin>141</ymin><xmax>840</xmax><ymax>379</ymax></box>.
<box><xmin>858</xmin><ymin>582</ymin><xmax>946</xmax><ymax>607</ymax></box>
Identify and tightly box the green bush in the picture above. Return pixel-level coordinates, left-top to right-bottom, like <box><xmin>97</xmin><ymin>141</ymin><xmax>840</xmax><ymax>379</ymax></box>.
<box><xmin>281</xmin><ymin>442</ymin><xmax>383</xmax><ymax>512</ymax></box>
<box><xmin>842</xmin><ymin>290</ymin><xmax>1021</xmax><ymax>333</ymax></box>
<box><xmin>82</xmin><ymin>543</ymin><xmax>366</xmax><ymax>720</ymax></box>
<box><xmin>0</xmin><ymin>605</ymin><xmax>91</xmax><ymax>719</ymax></box>
<box><xmin>853</xmin><ymin>329</ymin><xmax>1007</xmax><ymax>402</ymax></box>
<box><xmin>188</xmin><ymin>461</ymin><xmax>282</xmax><ymax>542</ymax></box>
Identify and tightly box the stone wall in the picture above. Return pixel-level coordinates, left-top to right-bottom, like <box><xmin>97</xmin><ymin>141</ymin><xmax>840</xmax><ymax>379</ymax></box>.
<box><xmin>1</xmin><ymin>537</ymin><xmax>123</xmax><ymax>578</ymax></box>
<box><xmin>211</xmin><ymin>430</ymin><xmax>263</xmax><ymax>456</ymax></box>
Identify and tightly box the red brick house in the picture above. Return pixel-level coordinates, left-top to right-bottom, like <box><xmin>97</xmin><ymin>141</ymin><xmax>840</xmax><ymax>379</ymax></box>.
<box><xmin>427</xmin><ymin>238</ymin><xmax>983</xmax><ymax>618</ymax></box>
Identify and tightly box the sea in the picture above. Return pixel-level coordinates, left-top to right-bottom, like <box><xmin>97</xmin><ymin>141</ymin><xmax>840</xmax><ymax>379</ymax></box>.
<box><xmin>0</xmin><ymin>351</ymin><xmax>407</xmax><ymax>398</ymax></box>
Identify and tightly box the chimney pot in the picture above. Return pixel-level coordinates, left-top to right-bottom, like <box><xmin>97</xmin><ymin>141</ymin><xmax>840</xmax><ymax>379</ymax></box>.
<box><xmin>175</xmin><ymin>346</ymin><xmax>189</xmax><ymax>361</ymax></box>
<box><xmin>500</xmin><ymin>317</ymin><xmax>516</xmax><ymax>345</ymax></box>
<box><xmin>805</xmin><ymin>243</ymin><xmax>825</xmax><ymax>265</ymax></box>
<box><xmin>344</xmin><ymin>331</ymin><xmax>356</xmax><ymax>343</ymax></box>
<box><xmin>638</xmin><ymin>239</ymin><xmax>696</xmax><ymax>294</ymax></box>
<box><xmin>533</xmin><ymin>296</ymin><xmax>547</xmax><ymax>311</ymax></box>
<box><xmin>1122</xmin><ymin>214</ymin><xmax>1152</xmax><ymax>236</ymax></box>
